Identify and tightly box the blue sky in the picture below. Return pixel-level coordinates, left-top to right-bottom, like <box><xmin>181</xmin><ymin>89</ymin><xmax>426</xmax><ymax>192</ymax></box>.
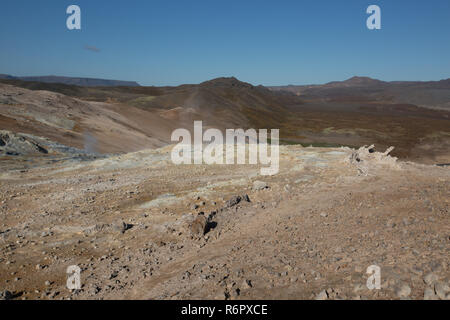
<box><xmin>0</xmin><ymin>0</ymin><xmax>449</xmax><ymax>86</ymax></box>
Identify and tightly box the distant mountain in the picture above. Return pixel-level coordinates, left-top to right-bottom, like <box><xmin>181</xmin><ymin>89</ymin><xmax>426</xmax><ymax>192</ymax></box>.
<box><xmin>323</xmin><ymin>76</ymin><xmax>387</xmax><ymax>88</ymax></box>
<box><xmin>268</xmin><ymin>76</ymin><xmax>387</xmax><ymax>95</ymax></box>
<box><xmin>0</xmin><ymin>74</ymin><xmax>140</xmax><ymax>87</ymax></box>
<box><xmin>0</xmin><ymin>74</ymin><xmax>16</xmax><ymax>80</ymax></box>
<box><xmin>269</xmin><ymin>76</ymin><xmax>450</xmax><ymax>110</ymax></box>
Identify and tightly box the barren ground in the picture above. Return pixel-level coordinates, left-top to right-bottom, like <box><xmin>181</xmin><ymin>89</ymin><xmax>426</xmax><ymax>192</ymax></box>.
<box><xmin>1</xmin><ymin>144</ymin><xmax>449</xmax><ymax>300</ymax></box>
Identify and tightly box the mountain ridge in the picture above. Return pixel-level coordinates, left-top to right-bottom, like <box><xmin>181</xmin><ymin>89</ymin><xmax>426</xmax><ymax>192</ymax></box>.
<box><xmin>270</xmin><ymin>76</ymin><xmax>450</xmax><ymax>88</ymax></box>
<box><xmin>0</xmin><ymin>74</ymin><xmax>140</xmax><ymax>87</ymax></box>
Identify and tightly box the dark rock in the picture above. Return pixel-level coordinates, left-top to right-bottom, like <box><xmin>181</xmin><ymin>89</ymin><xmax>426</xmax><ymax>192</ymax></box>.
<box><xmin>225</xmin><ymin>196</ymin><xmax>241</xmax><ymax>208</ymax></box>
<box><xmin>0</xmin><ymin>290</ymin><xmax>13</xmax><ymax>300</ymax></box>
<box><xmin>225</xmin><ymin>195</ymin><xmax>250</xmax><ymax>208</ymax></box>
<box><xmin>189</xmin><ymin>214</ymin><xmax>207</xmax><ymax>237</ymax></box>
<box><xmin>116</xmin><ymin>222</ymin><xmax>133</xmax><ymax>234</ymax></box>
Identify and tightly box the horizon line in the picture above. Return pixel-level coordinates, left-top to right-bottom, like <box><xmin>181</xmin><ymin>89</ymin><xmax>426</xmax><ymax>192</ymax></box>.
<box><xmin>2</xmin><ymin>73</ymin><xmax>450</xmax><ymax>87</ymax></box>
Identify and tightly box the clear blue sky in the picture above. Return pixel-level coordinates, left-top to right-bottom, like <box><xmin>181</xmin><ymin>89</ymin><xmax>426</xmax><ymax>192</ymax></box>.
<box><xmin>1</xmin><ymin>0</ymin><xmax>449</xmax><ymax>86</ymax></box>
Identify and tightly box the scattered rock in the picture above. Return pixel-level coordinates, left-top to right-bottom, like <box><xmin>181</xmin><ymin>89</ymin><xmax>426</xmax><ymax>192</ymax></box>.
<box><xmin>386</xmin><ymin>219</ymin><xmax>396</xmax><ymax>228</ymax></box>
<box><xmin>434</xmin><ymin>282</ymin><xmax>450</xmax><ymax>300</ymax></box>
<box><xmin>242</xmin><ymin>279</ymin><xmax>252</xmax><ymax>289</ymax></box>
<box><xmin>315</xmin><ymin>290</ymin><xmax>328</xmax><ymax>300</ymax></box>
<box><xmin>402</xmin><ymin>218</ymin><xmax>411</xmax><ymax>226</ymax></box>
<box><xmin>353</xmin><ymin>283</ymin><xmax>365</xmax><ymax>293</ymax></box>
<box><xmin>224</xmin><ymin>195</ymin><xmax>250</xmax><ymax>208</ymax></box>
<box><xmin>225</xmin><ymin>196</ymin><xmax>241</xmax><ymax>208</ymax></box>
<box><xmin>115</xmin><ymin>221</ymin><xmax>133</xmax><ymax>234</ymax></box>
<box><xmin>252</xmin><ymin>181</ymin><xmax>269</xmax><ymax>191</ymax></box>
<box><xmin>0</xmin><ymin>290</ymin><xmax>13</xmax><ymax>300</ymax></box>
<box><xmin>349</xmin><ymin>145</ymin><xmax>399</xmax><ymax>175</ymax></box>
<box><xmin>423</xmin><ymin>287</ymin><xmax>438</xmax><ymax>300</ymax></box>
<box><xmin>189</xmin><ymin>214</ymin><xmax>207</xmax><ymax>237</ymax></box>
<box><xmin>423</xmin><ymin>273</ymin><xmax>439</xmax><ymax>285</ymax></box>
<box><xmin>395</xmin><ymin>284</ymin><xmax>411</xmax><ymax>298</ymax></box>
<box><xmin>0</xmin><ymin>130</ymin><xmax>49</xmax><ymax>156</ymax></box>
<box><xmin>231</xmin><ymin>288</ymin><xmax>240</xmax><ymax>298</ymax></box>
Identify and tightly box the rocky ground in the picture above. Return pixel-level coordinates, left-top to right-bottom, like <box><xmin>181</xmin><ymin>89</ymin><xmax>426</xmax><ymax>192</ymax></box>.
<box><xmin>0</xmin><ymin>143</ymin><xmax>449</xmax><ymax>300</ymax></box>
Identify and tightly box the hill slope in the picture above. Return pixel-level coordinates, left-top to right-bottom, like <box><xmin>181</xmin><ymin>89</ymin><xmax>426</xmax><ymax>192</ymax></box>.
<box><xmin>1</xmin><ymin>76</ymin><xmax>450</xmax><ymax>164</ymax></box>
